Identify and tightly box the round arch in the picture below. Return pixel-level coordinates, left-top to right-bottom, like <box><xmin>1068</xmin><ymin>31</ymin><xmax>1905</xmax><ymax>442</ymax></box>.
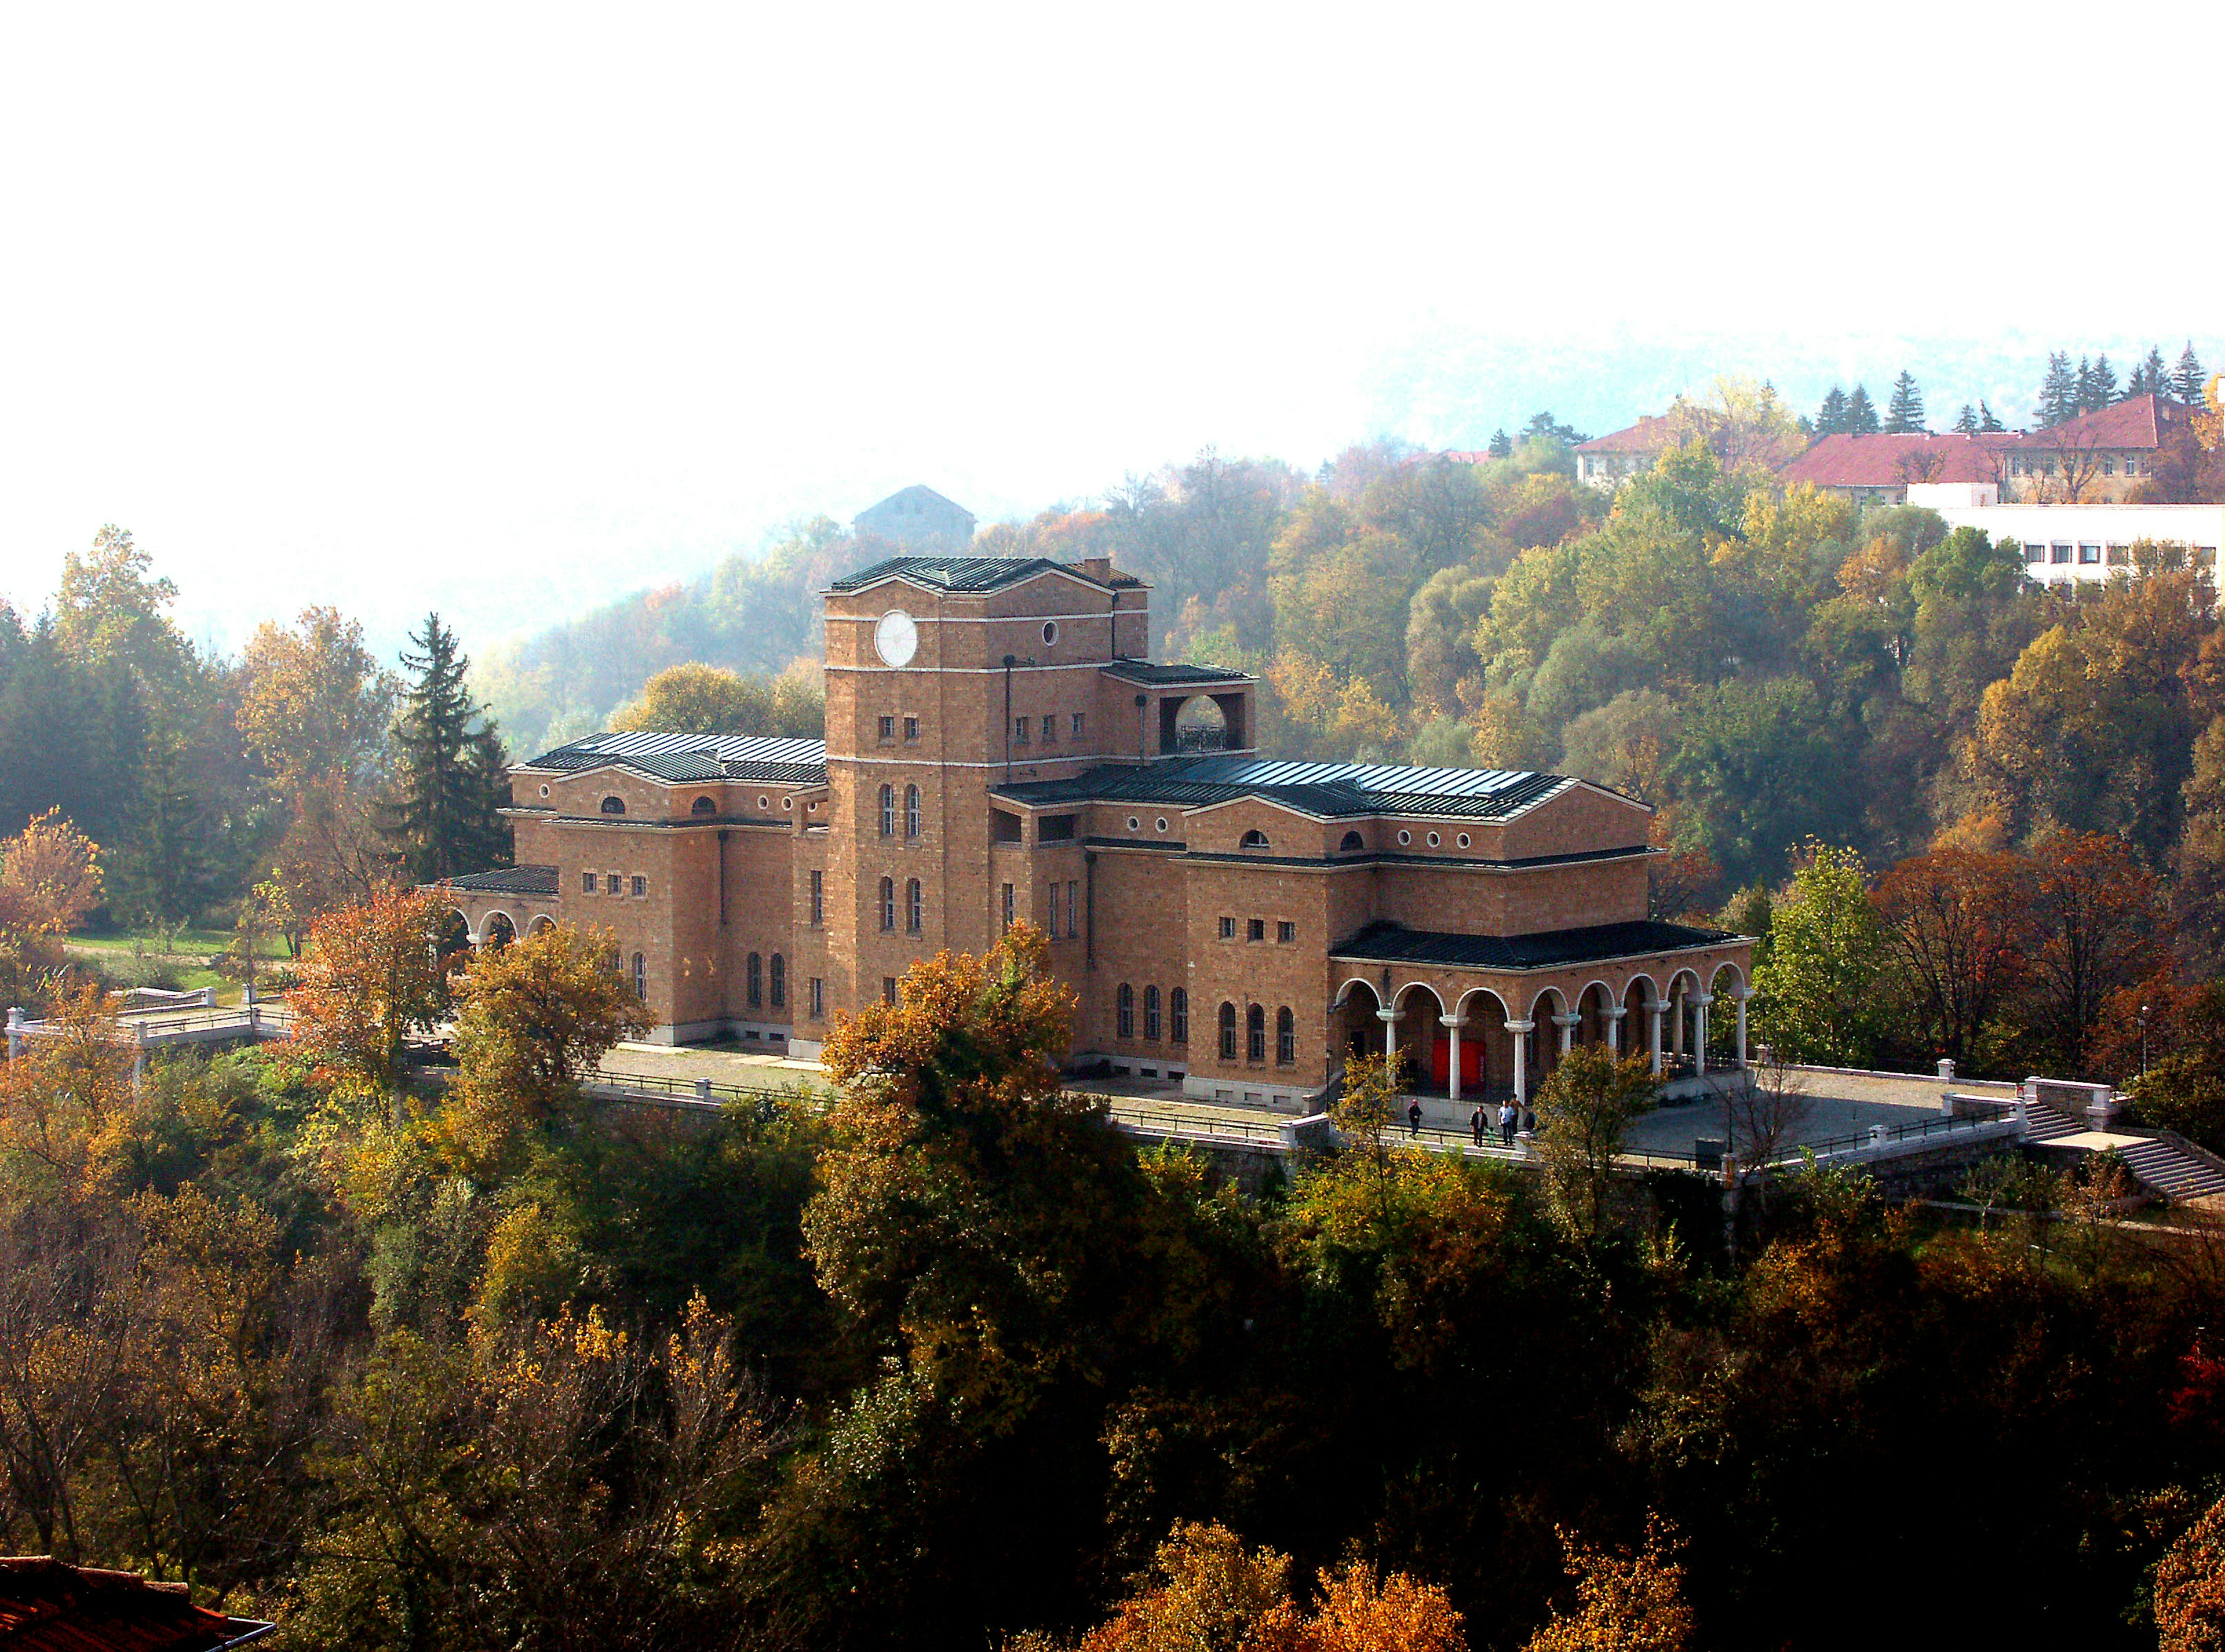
<box><xmin>1333</xmin><ymin>978</ymin><xmax>1383</xmax><ymax>1068</ymax></box>
<box><xmin>527</xmin><ymin>914</ymin><xmax>556</xmax><ymax>936</ymax></box>
<box><xmin>482</xmin><ymin>910</ymin><xmax>517</xmax><ymax>949</ymax></box>
<box><xmin>1453</xmin><ymin>986</ymin><xmax>1512</xmax><ymax>1026</ymax></box>
<box><xmin>1170</xmin><ymin>693</ymin><xmax>1229</xmax><ymax>754</ymax></box>
<box><xmin>1708</xmin><ymin>960</ymin><xmax>1747</xmax><ymax>996</ymax></box>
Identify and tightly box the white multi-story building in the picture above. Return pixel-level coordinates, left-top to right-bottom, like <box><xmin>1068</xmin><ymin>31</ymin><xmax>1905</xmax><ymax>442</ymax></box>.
<box><xmin>1905</xmin><ymin>487</ymin><xmax>2225</xmax><ymax>588</ymax></box>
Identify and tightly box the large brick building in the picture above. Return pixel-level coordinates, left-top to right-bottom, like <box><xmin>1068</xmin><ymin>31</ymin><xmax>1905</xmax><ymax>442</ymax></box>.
<box><xmin>437</xmin><ymin>553</ymin><xmax>1753</xmax><ymax>1112</ymax></box>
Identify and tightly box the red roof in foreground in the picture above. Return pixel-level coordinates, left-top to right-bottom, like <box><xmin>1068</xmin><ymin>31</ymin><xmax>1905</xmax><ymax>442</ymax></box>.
<box><xmin>2011</xmin><ymin>392</ymin><xmax>2176</xmax><ymax>451</ymax></box>
<box><xmin>1780</xmin><ymin>432</ymin><xmax>2015</xmax><ymax>488</ymax></box>
<box><xmin>0</xmin><ymin>1558</ymin><xmax>270</xmax><ymax>1651</ymax></box>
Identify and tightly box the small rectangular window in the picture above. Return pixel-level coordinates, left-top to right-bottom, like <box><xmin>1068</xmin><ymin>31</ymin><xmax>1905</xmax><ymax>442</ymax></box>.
<box><xmin>2078</xmin><ymin>543</ymin><xmax>2102</xmax><ymax>565</ymax></box>
<box><xmin>606</xmin><ymin>873</ymin><xmax>621</xmax><ymax>895</ymax></box>
<box><xmin>1048</xmin><ymin>881</ymin><xmax>1062</xmax><ymax>936</ymax></box>
<box><xmin>1002</xmin><ymin>883</ymin><xmax>1015</xmax><ymax>929</ymax></box>
<box><xmin>2127</xmin><ymin>457</ymin><xmax>2143</xmax><ymax>476</ymax></box>
<box><xmin>631</xmin><ymin>876</ymin><xmax>647</xmax><ymax>897</ymax></box>
<box><xmin>1041</xmin><ymin>714</ymin><xmax>1056</xmax><ymax>743</ymax></box>
<box><xmin>582</xmin><ymin>871</ymin><xmax>596</xmax><ymax>894</ymax></box>
<box><xmin>1246</xmin><ymin>918</ymin><xmax>1265</xmax><ymax>942</ymax></box>
<box><xmin>1038</xmin><ymin>814</ymin><xmax>1076</xmax><ymax>842</ymax></box>
<box><xmin>2051</xmin><ymin>544</ymin><xmax>2071</xmax><ymax>564</ymax></box>
<box><xmin>903</xmin><ymin>716</ymin><xmax>919</xmax><ymax>741</ymax></box>
<box><xmin>2102</xmin><ymin>457</ymin><xmax>2116</xmax><ymax>476</ymax></box>
<box><xmin>1219</xmin><ymin>916</ymin><xmax>1235</xmax><ymax>940</ymax></box>
<box><xmin>809</xmin><ymin>869</ymin><xmax>824</xmax><ymax>925</ymax></box>
<box><xmin>883</xmin><ymin>976</ymin><xmax>898</xmax><ymax>1006</ymax></box>
<box><xmin>878</xmin><ymin>715</ymin><xmax>894</xmax><ymax>741</ymax></box>
<box><xmin>1013</xmin><ymin>717</ymin><xmax>1030</xmax><ymax>746</ymax></box>
<box><xmin>810</xmin><ymin>977</ymin><xmax>825</xmax><ymax>1019</ymax></box>
<box><xmin>1071</xmin><ymin>713</ymin><xmax>1085</xmax><ymax>739</ymax></box>
<box><xmin>1277</xmin><ymin>921</ymin><xmax>1294</xmax><ymax>943</ymax></box>
<box><xmin>2025</xmin><ymin>542</ymin><xmax>2046</xmax><ymax>565</ymax></box>
<box><xmin>1067</xmin><ymin>880</ymin><xmax>1079</xmax><ymax>939</ymax></box>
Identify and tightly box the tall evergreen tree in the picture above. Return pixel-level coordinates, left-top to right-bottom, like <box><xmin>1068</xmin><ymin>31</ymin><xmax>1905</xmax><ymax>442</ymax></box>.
<box><xmin>1814</xmin><ymin>387</ymin><xmax>1849</xmax><ymax>436</ymax></box>
<box><xmin>2176</xmin><ymin>342</ymin><xmax>2210</xmax><ymax>404</ymax></box>
<box><xmin>1844</xmin><ymin>384</ymin><xmax>1880</xmax><ymax>435</ymax></box>
<box><xmin>2073</xmin><ymin>354</ymin><xmax>2099</xmax><ymax>414</ymax></box>
<box><xmin>1953</xmin><ymin>404</ymin><xmax>1980</xmax><ymax>434</ymax></box>
<box><xmin>385</xmin><ymin>612</ymin><xmax>511</xmax><ymax>882</ymax></box>
<box><xmin>2128</xmin><ymin>346</ymin><xmax>2169</xmax><ymax>399</ymax></box>
<box><xmin>1486</xmin><ymin>428</ymin><xmax>1513</xmax><ymax>459</ymax></box>
<box><xmin>1883</xmin><ymin>371</ymin><xmax>1925</xmax><ymax>433</ymax></box>
<box><xmin>1978</xmin><ymin>400</ymin><xmax>2005</xmax><ymax>433</ymax></box>
<box><xmin>2087</xmin><ymin>353</ymin><xmax>2118</xmax><ymax>409</ymax></box>
<box><xmin>2037</xmin><ymin>352</ymin><xmax>2077</xmax><ymax>425</ymax></box>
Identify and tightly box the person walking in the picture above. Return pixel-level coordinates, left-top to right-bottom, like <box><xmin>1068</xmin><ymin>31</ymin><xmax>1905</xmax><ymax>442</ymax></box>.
<box><xmin>1498</xmin><ymin>1102</ymin><xmax>1517</xmax><ymax>1148</ymax></box>
<box><xmin>1407</xmin><ymin>1099</ymin><xmax>1424</xmax><ymax>1137</ymax></box>
<box><xmin>1469</xmin><ymin>1104</ymin><xmax>1485</xmax><ymax>1146</ymax></box>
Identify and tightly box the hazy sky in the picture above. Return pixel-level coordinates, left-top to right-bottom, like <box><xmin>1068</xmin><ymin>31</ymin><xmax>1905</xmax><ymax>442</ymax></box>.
<box><xmin>3</xmin><ymin>3</ymin><xmax>2221</xmax><ymax>661</ymax></box>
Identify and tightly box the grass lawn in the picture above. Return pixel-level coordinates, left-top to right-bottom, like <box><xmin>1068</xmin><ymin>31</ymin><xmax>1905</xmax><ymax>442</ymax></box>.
<box><xmin>62</xmin><ymin>928</ymin><xmax>301</xmax><ymax>1002</ymax></box>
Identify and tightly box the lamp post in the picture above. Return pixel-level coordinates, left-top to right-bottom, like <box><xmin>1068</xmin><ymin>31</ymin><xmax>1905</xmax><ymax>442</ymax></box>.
<box><xmin>2140</xmin><ymin>1002</ymin><xmax>2150</xmax><ymax>1081</ymax></box>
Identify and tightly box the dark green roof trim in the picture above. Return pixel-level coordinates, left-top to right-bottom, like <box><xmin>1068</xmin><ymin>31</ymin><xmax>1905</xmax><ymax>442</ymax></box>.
<box><xmin>518</xmin><ymin>731</ymin><xmax>829</xmax><ymax>786</ymax></box>
<box><xmin>1100</xmin><ymin>659</ymin><xmax>1251</xmax><ymax>686</ymax></box>
<box><xmin>436</xmin><ymin>864</ymin><xmax>559</xmax><ymax>896</ymax></box>
<box><xmin>995</xmin><ymin>758</ymin><xmax>1581</xmax><ymax>822</ymax></box>
<box><xmin>828</xmin><ymin>555</ymin><xmax>1137</xmax><ymax>594</ymax></box>
<box><xmin>1332</xmin><ymin>918</ymin><xmax>1739</xmax><ymax>972</ymax></box>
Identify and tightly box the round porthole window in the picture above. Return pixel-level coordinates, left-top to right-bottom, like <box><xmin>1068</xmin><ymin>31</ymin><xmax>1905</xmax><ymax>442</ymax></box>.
<box><xmin>1128</xmin><ymin>815</ymin><xmax>1140</xmax><ymax>830</ymax></box>
<box><xmin>758</xmin><ymin>795</ymin><xmax>769</xmax><ymax>810</ymax></box>
<box><xmin>1427</xmin><ymin>832</ymin><xmax>1440</xmax><ymax>848</ymax></box>
<box><xmin>538</xmin><ymin>784</ymin><xmax>549</xmax><ymax>797</ymax></box>
<box><xmin>783</xmin><ymin>797</ymin><xmax>794</xmax><ymax>811</ymax></box>
<box><xmin>1042</xmin><ymin>620</ymin><xmax>1059</xmax><ymax>646</ymax></box>
<box><xmin>1398</xmin><ymin>830</ymin><xmax>1411</xmax><ymax>846</ymax></box>
<box><xmin>1155</xmin><ymin>818</ymin><xmax>1169</xmax><ymax>833</ymax></box>
<box><xmin>1457</xmin><ymin>833</ymin><xmax>1471</xmax><ymax>849</ymax></box>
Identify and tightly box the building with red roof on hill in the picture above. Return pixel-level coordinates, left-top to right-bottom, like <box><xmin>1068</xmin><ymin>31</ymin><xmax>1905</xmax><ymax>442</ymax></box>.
<box><xmin>1779</xmin><ymin>395</ymin><xmax>2185</xmax><ymax>507</ymax></box>
<box><xmin>0</xmin><ymin>1556</ymin><xmax>272</xmax><ymax>1650</ymax></box>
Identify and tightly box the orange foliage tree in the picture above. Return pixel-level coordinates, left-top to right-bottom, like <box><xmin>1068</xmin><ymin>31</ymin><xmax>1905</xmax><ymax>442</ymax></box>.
<box><xmin>1522</xmin><ymin>1517</ymin><xmax>1691</xmax><ymax>1652</ymax></box>
<box><xmin>0</xmin><ymin>811</ymin><xmax>103</xmax><ymax>1003</ymax></box>
<box><xmin>1870</xmin><ymin>849</ymin><xmax>2031</xmax><ymax>1067</ymax></box>
<box><xmin>286</xmin><ymin>884</ymin><xmax>455</xmax><ymax>1102</ymax></box>
<box><xmin>2155</xmin><ymin>1489</ymin><xmax>2225</xmax><ymax>1652</ymax></box>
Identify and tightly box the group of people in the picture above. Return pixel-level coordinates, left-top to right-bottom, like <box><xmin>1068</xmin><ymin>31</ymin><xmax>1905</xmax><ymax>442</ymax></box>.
<box><xmin>1400</xmin><ymin>1098</ymin><xmax>1535</xmax><ymax>1147</ymax></box>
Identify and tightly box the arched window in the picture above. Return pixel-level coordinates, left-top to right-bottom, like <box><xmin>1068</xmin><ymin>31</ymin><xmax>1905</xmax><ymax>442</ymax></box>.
<box><xmin>904</xmin><ymin>783</ymin><xmax>922</xmax><ymax>839</ymax></box>
<box><xmin>769</xmin><ymin>953</ymin><xmax>785</xmax><ymax>1008</ymax></box>
<box><xmin>630</xmin><ymin>953</ymin><xmax>647</xmax><ymax>1001</ymax></box>
<box><xmin>1219</xmin><ymin>1002</ymin><xmax>1237</xmax><ymax>1062</ymax></box>
<box><xmin>691</xmin><ymin>795</ymin><xmax>717</xmax><ymax>816</ymax></box>
<box><xmin>879</xmin><ymin>877</ymin><xmax>895</xmax><ymax>931</ymax></box>
<box><xmin>1170</xmin><ymin>989</ymin><xmax>1188</xmax><ymax>1045</ymax></box>
<box><xmin>1239</xmin><ymin>829</ymin><xmax>1270</xmax><ymax>849</ymax></box>
<box><xmin>1247</xmin><ymin>1004</ymin><xmax>1267</xmax><ymax>1063</ymax></box>
<box><xmin>1144</xmin><ymin>984</ymin><xmax>1161</xmax><ymax>1041</ymax></box>
<box><xmin>879</xmin><ymin>784</ymin><xmax>895</xmax><ymax>836</ymax></box>
<box><xmin>1118</xmin><ymin>983</ymin><xmax>1135</xmax><ymax>1040</ymax></box>
<box><xmin>1338</xmin><ymin>830</ymin><xmax>1364</xmax><ymax>851</ymax></box>
<box><xmin>906</xmin><ymin>878</ymin><xmax>923</xmax><ymax>934</ymax></box>
<box><xmin>1276</xmin><ymin>1006</ymin><xmax>1295</xmax><ymax>1066</ymax></box>
<box><xmin>747</xmin><ymin>953</ymin><xmax>763</xmax><ymax>1008</ymax></box>
<box><xmin>601</xmin><ymin>796</ymin><xmax>626</xmax><ymax>815</ymax></box>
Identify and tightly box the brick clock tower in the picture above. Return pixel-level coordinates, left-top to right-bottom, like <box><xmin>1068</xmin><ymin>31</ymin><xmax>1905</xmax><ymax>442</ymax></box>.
<box><xmin>819</xmin><ymin>555</ymin><xmax>1154</xmax><ymax>1015</ymax></box>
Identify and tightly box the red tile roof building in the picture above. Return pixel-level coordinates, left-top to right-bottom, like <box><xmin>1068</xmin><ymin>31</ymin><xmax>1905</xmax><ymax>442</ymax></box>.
<box><xmin>0</xmin><ymin>1558</ymin><xmax>271</xmax><ymax>1650</ymax></box>
<box><xmin>1779</xmin><ymin>396</ymin><xmax>2184</xmax><ymax>506</ymax></box>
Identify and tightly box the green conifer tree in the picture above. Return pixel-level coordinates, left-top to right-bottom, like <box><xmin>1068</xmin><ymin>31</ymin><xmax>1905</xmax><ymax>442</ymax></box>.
<box><xmin>1883</xmin><ymin>371</ymin><xmax>1925</xmax><ymax>433</ymax></box>
<box><xmin>2037</xmin><ymin>352</ymin><xmax>2077</xmax><ymax>425</ymax></box>
<box><xmin>2089</xmin><ymin>352</ymin><xmax>2118</xmax><ymax>407</ymax></box>
<box><xmin>1952</xmin><ymin>404</ymin><xmax>1979</xmax><ymax>434</ymax></box>
<box><xmin>385</xmin><ymin>612</ymin><xmax>512</xmax><ymax>882</ymax></box>
<box><xmin>1844</xmin><ymin>384</ymin><xmax>1880</xmax><ymax>435</ymax></box>
<box><xmin>1486</xmin><ymin>428</ymin><xmax>1513</xmax><ymax>458</ymax></box>
<box><xmin>1815</xmin><ymin>387</ymin><xmax>1849</xmax><ymax>435</ymax></box>
<box><xmin>1978</xmin><ymin>400</ymin><xmax>2005</xmax><ymax>432</ymax></box>
<box><xmin>2176</xmin><ymin>342</ymin><xmax>2210</xmax><ymax>404</ymax></box>
<box><xmin>2129</xmin><ymin>345</ymin><xmax>2169</xmax><ymax>398</ymax></box>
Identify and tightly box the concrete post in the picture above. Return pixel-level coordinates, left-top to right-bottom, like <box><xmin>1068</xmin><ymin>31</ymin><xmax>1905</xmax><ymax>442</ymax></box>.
<box><xmin>133</xmin><ymin>1021</ymin><xmax>148</xmax><ymax>1097</ymax></box>
<box><xmin>1440</xmin><ymin>1016</ymin><xmax>1466</xmax><ymax>1103</ymax></box>
<box><xmin>1377</xmin><ymin>1006</ymin><xmax>1398</xmax><ymax>1069</ymax></box>
<box><xmin>695</xmin><ymin>1077</ymin><xmax>714</xmax><ymax>1105</ymax></box>
<box><xmin>1507</xmin><ymin>1019</ymin><xmax>1534</xmax><ymax>1108</ymax></box>
<box><xmin>1734</xmin><ymin>988</ymin><xmax>1749</xmax><ymax>1068</ymax></box>
<box><xmin>1648</xmin><ymin>1001</ymin><xmax>1665</xmax><ymax>1077</ymax></box>
<box><xmin>1555</xmin><ymin>1012</ymin><xmax>1578</xmax><ymax>1056</ymax></box>
<box><xmin>200</xmin><ymin>986</ymin><xmax>217</xmax><ymax>1008</ymax></box>
<box><xmin>5</xmin><ymin>1006</ymin><xmax>23</xmax><ymax>1062</ymax></box>
<box><xmin>1692</xmin><ymin>993</ymin><xmax>1712</xmax><ymax>1079</ymax></box>
<box><xmin>1670</xmin><ymin>988</ymin><xmax>1686</xmax><ymax>1059</ymax></box>
<box><xmin>1606</xmin><ymin>1004</ymin><xmax>1625</xmax><ymax>1056</ymax></box>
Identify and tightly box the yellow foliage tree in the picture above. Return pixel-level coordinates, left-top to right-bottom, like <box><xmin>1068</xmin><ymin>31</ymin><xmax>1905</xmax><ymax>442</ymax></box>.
<box><xmin>1523</xmin><ymin>1518</ymin><xmax>1691</xmax><ymax>1652</ymax></box>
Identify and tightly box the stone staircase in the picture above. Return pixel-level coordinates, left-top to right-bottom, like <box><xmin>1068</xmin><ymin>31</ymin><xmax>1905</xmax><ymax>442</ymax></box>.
<box><xmin>2020</xmin><ymin>1086</ymin><xmax>2225</xmax><ymax>1203</ymax></box>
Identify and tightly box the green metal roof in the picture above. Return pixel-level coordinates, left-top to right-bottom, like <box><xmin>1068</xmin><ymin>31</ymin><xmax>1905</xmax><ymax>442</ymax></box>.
<box><xmin>827</xmin><ymin>555</ymin><xmax>1136</xmax><ymax>594</ymax></box>
<box><xmin>995</xmin><ymin>758</ymin><xmax>1575</xmax><ymax>821</ymax></box>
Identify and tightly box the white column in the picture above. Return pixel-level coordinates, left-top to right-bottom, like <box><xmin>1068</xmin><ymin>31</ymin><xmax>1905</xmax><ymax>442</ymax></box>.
<box><xmin>1507</xmin><ymin>1019</ymin><xmax>1534</xmax><ymax>1108</ymax></box>
<box><xmin>5</xmin><ymin>1006</ymin><xmax>23</xmax><ymax>1062</ymax></box>
<box><xmin>1671</xmin><ymin>988</ymin><xmax>1686</xmax><ymax>1059</ymax></box>
<box><xmin>1441</xmin><ymin>1016</ymin><xmax>1467</xmax><ymax>1102</ymax></box>
<box><xmin>1692</xmin><ymin>993</ymin><xmax>1712</xmax><ymax>1078</ymax></box>
<box><xmin>1555</xmin><ymin>1012</ymin><xmax>1579</xmax><ymax>1056</ymax></box>
<box><xmin>1377</xmin><ymin>1006</ymin><xmax>1398</xmax><ymax>1067</ymax></box>
<box><xmin>1607</xmin><ymin>1005</ymin><xmax>1625</xmax><ymax>1056</ymax></box>
<box><xmin>1733</xmin><ymin>986</ymin><xmax>1750</xmax><ymax>1068</ymax></box>
<box><xmin>1648</xmin><ymin>1001</ymin><xmax>1665</xmax><ymax>1077</ymax></box>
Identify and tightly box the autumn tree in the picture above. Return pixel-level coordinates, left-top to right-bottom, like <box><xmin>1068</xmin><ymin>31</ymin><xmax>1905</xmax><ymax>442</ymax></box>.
<box><xmin>611</xmin><ymin>661</ymin><xmax>824</xmax><ymax>738</ymax></box>
<box><xmin>1531</xmin><ymin>1046</ymin><xmax>1656</xmax><ymax>1245</ymax></box>
<box><xmin>236</xmin><ymin>605</ymin><xmax>396</xmax><ymax>785</ymax></box>
<box><xmin>0</xmin><ymin>809</ymin><xmax>103</xmax><ymax>1003</ymax></box>
<box><xmin>286</xmin><ymin>885</ymin><xmax>455</xmax><ymax>1103</ymax></box>
<box><xmin>1753</xmin><ymin>843</ymin><xmax>1885</xmax><ymax>1067</ymax></box>
<box><xmin>2020</xmin><ymin>830</ymin><xmax>2163</xmax><ymax>1075</ymax></box>
<box><xmin>2156</xmin><ymin>1489</ymin><xmax>2225</xmax><ymax>1652</ymax></box>
<box><xmin>1522</xmin><ymin>1518</ymin><xmax>1690</xmax><ymax>1652</ymax></box>
<box><xmin>1871</xmin><ymin>850</ymin><xmax>2030</xmax><ymax>1067</ymax></box>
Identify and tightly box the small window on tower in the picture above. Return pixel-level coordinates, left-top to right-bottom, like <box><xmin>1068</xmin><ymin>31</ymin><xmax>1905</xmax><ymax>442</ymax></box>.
<box><xmin>878</xmin><ymin>716</ymin><xmax>895</xmax><ymax>742</ymax></box>
<box><xmin>1042</xmin><ymin>714</ymin><xmax>1056</xmax><ymax>743</ymax></box>
<box><xmin>1072</xmin><ymin>713</ymin><xmax>1085</xmax><ymax>739</ymax></box>
<box><xmin>1013</xmin><ymin>717</ymin><xmax>1030</xmax><ymax>746</ymax></box>
<box><xmin>904</xmin><ymin>716</ymin><xmax>919</xmax><ymax>741</ymax></box>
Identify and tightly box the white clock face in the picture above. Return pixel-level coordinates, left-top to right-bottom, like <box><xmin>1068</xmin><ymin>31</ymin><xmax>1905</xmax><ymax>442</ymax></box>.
<box><xmin>874</xmin><ymin>608</ymin><xmax>918</xmax><ymax>669</ymax></box>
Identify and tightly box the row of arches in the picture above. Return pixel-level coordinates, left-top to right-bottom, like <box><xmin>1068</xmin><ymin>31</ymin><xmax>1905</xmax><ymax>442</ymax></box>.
<box><xmin>878</xmin><ymin>877</ymin><xmax>925</xmax><ymax>934</ymax></box>
<box><xmin>878</xmin><ymin>783</ymin><xmax>924</xmax><ymax>839</ymax></box>
<box><xmin>1332</xmin><ymin>960</ymin><xmax>1749</xmax><ymax>1104</ymax></box>
<box><xmin>1216</xmin><ymin>1001</ymin><xmax>1297</xmax><ymax>1067</ymax></box>
<box><xmin>439</xmin><ymin>907</ymin><xmax>646</xmax><ymax>1003</ymax></box>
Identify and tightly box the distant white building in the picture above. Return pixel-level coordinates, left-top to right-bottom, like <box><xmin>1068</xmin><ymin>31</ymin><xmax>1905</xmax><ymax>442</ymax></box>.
<box><xmin>1906</xmin><ymin>488</ymin><xmax>2225</xmax><ymax>588</ymax></box>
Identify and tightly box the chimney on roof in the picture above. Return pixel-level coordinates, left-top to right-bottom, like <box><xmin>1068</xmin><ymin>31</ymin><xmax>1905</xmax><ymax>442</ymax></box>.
<box><xmin>1077</xmin><ymin>555</ymin><xmax>1114</xmax><ymax>583</ymax></box>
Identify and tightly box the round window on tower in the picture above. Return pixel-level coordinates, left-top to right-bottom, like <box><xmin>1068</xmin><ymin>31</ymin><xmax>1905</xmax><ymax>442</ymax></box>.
<box><xmin>1042</xmin><ymin>620</ymin><xmax>1059</xmax><ymax>646</ymax></box>
<box><xmin>1457</xmin><ymin>833</ymin><xmax>1470</xmax><ymax>849</ymax></box>
<box><xmin>1397</xmin><ymin>830</ymin><xmax>1411</xmax><ymax>846</ymax></box>
<box><xmin>1427</xmin><ymin>832</ymin><xmax>1440</xmax><ymax>848</ymax></box>
<box><xmin>1155</xmin><ymin>818</ymin><xmax>1169</xmax><ymax>834</ymax></box>
<box><xmin>1128</xmin><ymin>816</ymin><xmax>1140</xmax><ymax>830</ymax></box>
